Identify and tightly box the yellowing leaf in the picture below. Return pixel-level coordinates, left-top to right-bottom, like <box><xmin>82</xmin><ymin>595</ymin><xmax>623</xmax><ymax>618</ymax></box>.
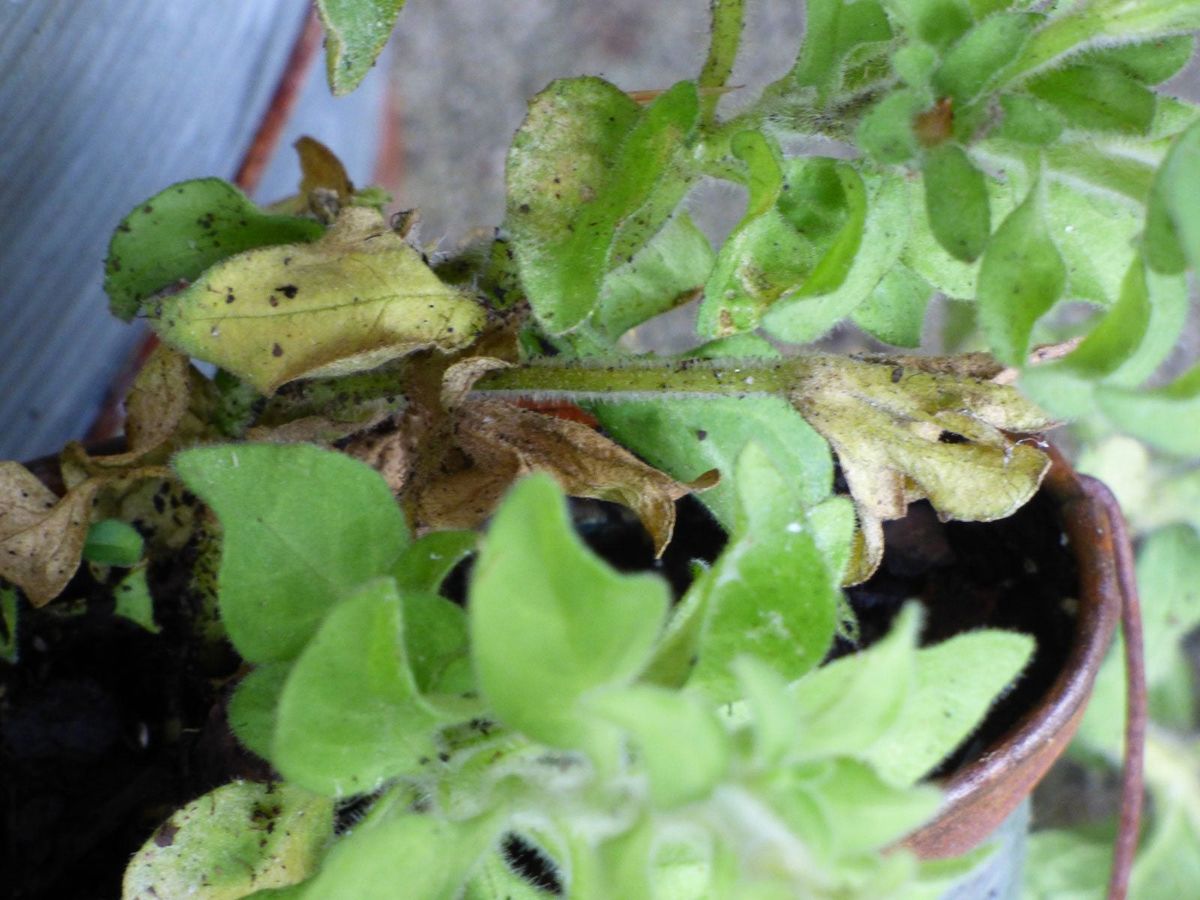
<box><xmin>149</xmin><ymin>208</ymin><xmax>486</xmax><ymax>394</ymax></box>
<box><xmin>0</xmin><ymin>465</ymin><xmax>102</xmax><ymax>607</ymax></box>
<box><xmin>789</xmin><ymin>354</ymin><xmax>1054</xmax><ymax>579</ymax></box>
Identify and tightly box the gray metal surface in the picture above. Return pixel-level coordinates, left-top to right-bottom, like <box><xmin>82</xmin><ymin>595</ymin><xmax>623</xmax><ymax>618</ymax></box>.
<box><xmin>0</xmin><ymin>1</ymin><xmax>383</xmax><ymax>461</ymax></box>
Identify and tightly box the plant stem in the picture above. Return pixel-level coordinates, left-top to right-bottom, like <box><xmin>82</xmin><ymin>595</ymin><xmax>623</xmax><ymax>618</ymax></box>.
<box><xmin>472</xmin><ymin>357</ymin><xmax>796</xmax><ymax>400</ymax></box>
<box><xmin>699</xmin><ymin>0</ymin><xmax>745</xmax><ymax>125</ymax></box>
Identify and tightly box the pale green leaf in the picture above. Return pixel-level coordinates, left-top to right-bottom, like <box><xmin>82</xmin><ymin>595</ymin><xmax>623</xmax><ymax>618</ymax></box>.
<box><xmin>993</xmin><ymin>94</ymin><xmax>1064</xmax><ymax>145</ymax></box>
<box><xmin>1098</xmin><ymin>365</ymin><xmax>1200</xmax><ymax>457</ymax></box>
<box><xmin>933</xmin><ymin>12</ymin><xmax>1034</xmax><ymax>103</ymax></box>
<box><xmin>850</xmin><ymin>264</ymin><xmax>934</xmax><ymax>348</ymax></box>
<box><xmin>113</xmin><ymin>565</ymin><xmax>159</xmax><ymax>634</ymax></box>
<box><xmin>149</xmin><ymin>208</ymin><xmax>485</xmax><ymax>394</ymax></box>
<box><xmin>592</xmin><ymin>213</ymin><xmax>714</xmax><ymax>344</ymax></box>
<box><xmin>863</xmin><ymin>630</ymin><xmax>1034</xmax><ymax>786</ymax></box>
<box><xmin>228</xmin><ymin>664</ymin><xmax>290</xmax><ymax>761</ymax></box>
<box><xmin>688</xmin><ymin>445</ymin><xmax>846</xmax><ymax>703</ymax></box>
<box><xmin>105</xmin><ymin>179</ymin><xmax>323</xmax><ymax>321</ymax></box>
<box><xmin>316</xmin><ymin>0</ymin><xmax>407</xmax><ymax>96</ymax></box>
<box><xmin>173</xmin><ymin>443</ymin><xmax>409</xmax><ymax>662</ymax></box>
<box><xmin>299</xmin><ymin>810</ymin><xmax>503</xmax><ymax>899</ymax></box>
<box><xmin>590</xmin><ymin>685</ymin><xmax>730</xmax><ymax>808</ymax></box>
<box><xmin>469</xmin><ymin>474</ymin><xmax>669</xmax><ymax>748</ymax></box>
<box><xmin>1027</xmin><ymin>64</ymin><xmax>1157</xmax><ymax>135</ymax></box>
<box><xmin>124</xmin><ymin>781</ymin><xmax>332</xmax><ymax>899</ymax></box>
<box><xmin>976</xmin><ymin>182</ymin><xmax>1066</xmax><ymax>365</ymax></box>
<box><xmin>764</xmin><ymin>169</ymin><xmax>909</xmax><ymax>343</ymax></box>
<box><xmin>1146</xmin><ymin>120</ymin><xmax>1200</xmax><ymax>274</ymax></box>
<box><xmin>273</xmin><ymin>578</ymin><xmax>446</xmax><ymax>796</ymax></box>
<box><xmin>857</xmin><ymin>89</ymin><xmax>927</xmax><ymax>164</ymax></box>
<box><xmin>393</xmin><ymin>530</ymin><xmax>476</xmax><ymax>595</ymax></box>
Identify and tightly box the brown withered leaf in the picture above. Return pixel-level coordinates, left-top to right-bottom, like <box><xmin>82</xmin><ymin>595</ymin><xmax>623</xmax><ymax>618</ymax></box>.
<box><xmin>417</xmin><ymin>398</ymin><xmax>715</xmax><ymax>555</ymax></box>
<box><xmin>0</xmin><ymin>464</ymin><xmax>103</xmax><ymax>607</ymax></box>
<box><xmin>348</xmin><ymin>357</ymin><xmax>716</xmax><ymax>555</ymax></box>
<box><xmin>789</xmin><ymin>353</ymin><xmax>1056</xmax><ymax>582</ymax></box>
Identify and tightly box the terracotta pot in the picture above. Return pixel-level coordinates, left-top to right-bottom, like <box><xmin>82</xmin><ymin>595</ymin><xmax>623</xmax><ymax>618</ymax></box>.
<box><xmin>903</xmin><ymin>449</ymin><xmax>1124</xmax><ymax>860</ymax></box>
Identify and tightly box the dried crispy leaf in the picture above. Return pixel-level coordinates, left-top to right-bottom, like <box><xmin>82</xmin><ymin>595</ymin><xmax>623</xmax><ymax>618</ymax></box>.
<box><xmin>789</xmin><ymin>354</ymin><xmax>1053</xmax><ymax>578</ymax></box>
<box><xmin>0</xmin><ymin>466</ymin><xmax>103</xmax><ymax>607</ymax></box>
<box><xmin>148</xmin><ymin>208</ymin><xmax>486</xmax><ymax>394</ymax></box>
<box><xmin>417</xmin><ymin>398</ymin><xmax>713</xmax><ymax>555</ymax></box>
<box><xmin>297</xmin><ymin>135</ymin><xmax>355</xmax><ymax>201</ymax></box>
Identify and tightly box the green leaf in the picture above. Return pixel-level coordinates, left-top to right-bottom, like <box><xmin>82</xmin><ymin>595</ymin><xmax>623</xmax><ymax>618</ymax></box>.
<box><xmin>273</xmin><ymin>578</ymin><xmax>446</xmax><ymax>795</ymax></box>
<box><xmin>921</xmin><ymin>144</ymin><xmax>991</xmax><ymax>262</ymax></box>
<box><xmin>316</xmin><ymin>0</ymin><xmax>407</xmax><ymax>96</ymax></box>
<box><xmin>698</xmin><ymin>132</ymin><xmax>814</xmax><ymax>336</ymax></box>
<box><xmin>393</xmin><ymin>530</ymin><xmax>476</xmax><ymax>595</ymax></box>
<box><xmin>1027</xmin><ymin>64</ymin><xmax>1157</xmax><ymax>135</ymax></box>
<box><xmin>1057</xmin><ymin>256</ymin><xmax>1152</xmax><ymax>377</ymax></box>
<box><xmin>863</xmin><ymin>630</ymin><xmax>1034</xmax><ymax>786</ymax></box>
<box><xmin>123</xmin><ymin>781</ymin><xmax>333</xmax><ymax>898</ymax></box>
<box><xmin>850</xmin><ymin>264</ymin><xmax>934</xmax><ymax>348</ymax></box>
<box><xmin>399</xmin><ymin>590</ymin><xmax>472</xmax><ymax>695</ymax></box>
<box><xmin>299</xmin><ymin>810</ymin><xmax>503</xmax><ymax>899</ymax></box>
<box><xmin>780</xmin><ymin>159</ymin><xmax>870</xmax><ymax>298</ymax></box>
<box><xmin>1098</xmin><ymin>365</ymin><xmax>1200</xmax><ymax>457</ymax></box>
<box><xmin>1044</xmin><ymin>178</ymin><xmax>1145</xmax><ymax>306</ymax></box>
<box><xmin>879</xmin><ymin>0</ymin><xmax>972</xmax><ymax>49</ymax></box>
<box><xmin>688</xmin><ymin>446</ymin><xmax>848</xmax><ymax>704</ymax></box>
<box><xmin>993</xmin><ymin>94</ymin><xmax>1064</xmax><ymax>145</ymax></box>
<box><xmin>113</xmin><ymin>565</ymin><xmax>160</xmax><ymax>633</ymax></box>
<box><xmin>506</xmin><ymin>78</ymin><xmax>698</xmax><ymax>333</ymax></box>
<box><xmin>105</xmin><ymin>179</ymin><xmax>323</xmax><ymax>322</ymax></box>
<box><xmin>790</xmin><ymin>0</ymin><xmax>893</xmax><ymax>97</ymax></box>
<box><xmin>1146</xmin><ymin>120</ymin><xmax>1200</xmax><ymax>274</ymax></box>
<box><xmin>469</xmin><ymin>474</ymin><xmax>669</xmax><ymax>748</ymax></box>
<box><xmin>764</xmin><ymin>169</ymin><xmax>909</xmax><ymax>343</ymax></box>
<box><xmin>1084</xmin><ymin>34</ymin><xmax>1196</xmax><ymax>85</ymax></box>
<box><xmin>788</xmin><ymin>604</ymin><xmax>920</xmax><ymax>760</ymax></box>
<box><xmin>149</xmin><ymin>208</ymin><xmax>485</xmax><ymax>394</ymax></box>
<box><xmin>976</xmin><ymin>181</ymin><xmax>1066</xmax><ymax>365</ymax></box>
<box><xmin>592</xmin><ymin>393</ymin><xmax>832</xmax><ymax>531</ymax></box>
<box><xmin>0</xmin><ymin>585</ymin><xmax>16</xmax><ymax>664</ymax></box>
<box><xmin>590</xmin><ymin>685</ymin><xmax>730</xmax><ymax>808</ymax></box>
<box><xmin>173</xmin><ymin>443</ymin><xmax>409</xmax><ymax>663</ymax></box>
<box><xmin>591</xmin><ymin>213</ymin><xmax>715</xmax><ymax>344</ymax></box>
<box><xmin>933</xmin><ymin>13</ymin><xmax>1035</xmax><ymax>103</ymax></box>
<box><xmin>228</xmin><ymin>664</ymin><xmax>290</xmax><ymax>761</ymax></box>
<box><xmin>82</xmin><ymin>518</ymin><xmax>144</xmax><ymax>567</ymax></box>
<box><xmin>732</xmin><ymin>656</ymin><xmax>801</xmax><ymax>768</ymax></box>
<box><xmin>857</xmin><ymin>89</ymin><xmax>927</xmax><ymax>164</ymax></box>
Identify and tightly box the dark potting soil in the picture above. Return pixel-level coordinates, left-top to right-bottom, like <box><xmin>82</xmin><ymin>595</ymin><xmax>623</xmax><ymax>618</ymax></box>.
<box><xmin>0</xmin><ymin>486</ymin><xmax>1076</xmax><ymax>898</ymax></box>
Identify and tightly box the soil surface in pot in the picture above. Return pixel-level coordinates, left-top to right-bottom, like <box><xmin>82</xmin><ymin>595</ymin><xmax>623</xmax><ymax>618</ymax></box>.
<box><xmin>0</xmin><ymin>486</ymin><xmax>1076</xmax><ymax>898</ymax></box>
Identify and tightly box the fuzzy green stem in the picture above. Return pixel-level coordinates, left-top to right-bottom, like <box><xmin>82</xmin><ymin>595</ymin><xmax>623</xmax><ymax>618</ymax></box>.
<box><xmin>472</xmin><ymin>357</ymin><xmax>797</xmax><ymax>400</ymax></box>
<box><xmin>699</xmin><ymin>0</ymin><xmax>745</xmax><ymax>124</ymax></box>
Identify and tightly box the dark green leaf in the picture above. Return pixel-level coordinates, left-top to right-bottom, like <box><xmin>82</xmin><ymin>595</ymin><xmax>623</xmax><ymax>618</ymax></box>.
<box><xmin>0</xmin><ymin>586</ymin><xmax>16</xmax><ymax>664</ymax></box>
<box><xmin>1027</xmin><ymin>64</ymin><xmax>1157</xmax><ymax>135</ymax></box>
<box><xmin>933</xmin><ymin>13</ymin><xmax>1034</xmax><ymax>103</ymax></box>
<box><xmin>922</xmin><ymin>144</ymin><xmax>991</xmax><ymax>262</ymax></box>
<box><xmin>393</xmin><ymin>530</ymin><xmax>476</xmax><ymax>595</ymax></box>
<box><xmin>273</xmin><ymin>578</ymin><xmax>447</xmax><ymax>795</ymax></box>
<box><xmin>105</xmin><ymin>179</ymin><xmax>323</xmax><ymax>321</ymax></box>
<box><xmin>780</xmin><ymin>159</ymin><xmax>869</xmax><ymax>297</ymax></box>
<box><xmin>880</xmin><ymin>0</ymin><xmax>972</xmax><ymax>49</ymax></box>
<box><xmin>316</xmin><ymin>0</ymin><xmax>407</xmax><ymax>96</ymax></box>
<box><xmin>506</xmin><ymin>79</ymin><xmax>698</xmax><ymax>333</ymax></box>
<box><xmin>399</xmin><ymin>590</ymin><xmax>472</xmax><ymax>695</ymax></box>
<box><xmin>469</xmin><ymin>475</ymin><xmax>668</xmax><ymax>748</ymax></box>
<box><xmin>82</xmin><ymin>518</ymin><xmax>144</xmax><ymax>567</ymax></box>
<box><xmin>850</xmin><ymin>264</ymin><xmax>934</xmax><ymax>348</ymax></box>
<box><xmin>791</xmin><ymin>0</ymin><xmax>893</xmax><ymax>96</ymax></box>
<box><xmin>976</xmin><ymin>182</ymin><xmax>1066</xmax><ymax>365</ymax></box>
<box><xmin>173</xmin><ymin>443</ymin><xmax>409</xmax><ymax>663</ymax></box>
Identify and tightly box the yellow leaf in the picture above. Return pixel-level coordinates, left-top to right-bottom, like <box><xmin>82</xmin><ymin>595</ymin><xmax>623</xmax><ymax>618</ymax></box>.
<box><xmin>149</xmin><ymin>208</ymin><xmax>487</xmax><ymax>394</ymax></box>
